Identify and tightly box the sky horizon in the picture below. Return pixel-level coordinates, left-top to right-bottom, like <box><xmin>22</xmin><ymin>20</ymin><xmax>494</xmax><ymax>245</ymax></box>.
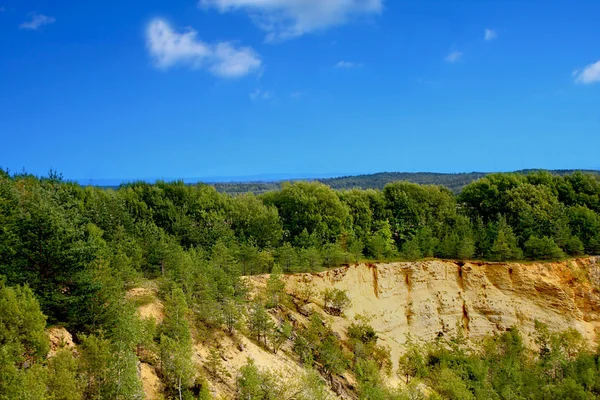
<box><xmin>10</xmin><ymin>169</ymin><xmax>600</xmax><ymax>187</ymax></box>
<box><xmin>1</xmin><ymin>0</ymin><xmax>599</xmax><ymax>181</ymax></box>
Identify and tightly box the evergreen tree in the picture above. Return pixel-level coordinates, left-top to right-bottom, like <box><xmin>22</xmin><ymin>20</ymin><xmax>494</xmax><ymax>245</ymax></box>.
<box><xmin>160</xmin><ymin>287</ymin><xmax>194</xmax><ymax>400</ymax></box>
<box><xmin>456</xmin><ymin>236</ymin><xmax>476</xmax><ymax>260</ymax></box>
<box><xmin>415</xmin><ymin>226</ymin><xmax>437</xmax><ymax>258</ymax></box>
<box><xmin>237</xmin><ymin>358</ymin><xmax>265</xmax><ymax>400</ymax></box>
<box><xmin>438</xmin><ymin>232</ymin><xmax>459</xmax><ymax>259</ymax></box>
<box><xmin>490</xmin><ymin>217</ymin><xmax>523</xmax><ymax>261</ymax></box>
<box><xmin>276</xmin><ymin>242</ymin><xmax>298</xmax><ymax>273</ymax></box>
<box><xmin>248</xmin><ymin>301</ymin><xmax>274</xmax><ymax>346</ymax></box>
<box><xmin>205</xmin><ymin>347</ymin><xmax>229</xmax><ymax>381</ymax></box>
<box><xmin>524</xmin><ymin>236</ymin><xmax>565</xmax><ymax>260</ymax></box>
<box><xmin>401</xmin><ymin>238</ymin><xmax>422</xmax><ymax>261</ymax></box>
<box><xmin>322</xmin><ymin>242</ymin><xmax>348</xmax><ymax>268</ymax></box>
<box><xmin>162</xmin><ymin>287</ymin><xmax>192</xmax><ymax>343</ymax></box>
<box><xmin>265</xmin><ymin>264</ymin><xmax>286</xmax><ymax>309</ymax></box>
<box><xmin>237</xmin><ymin>241</ymin><xmax>259</xmax><ymax>276</ymax></box>
<box><xmin>160</xmin><ymin>334</ymin><xmax>194</xmax><ymax>400</ymax></box>
<box><xmin>106</xmin><ymin>305</ymin><xmax>144</xmax><ymax>400</ymax></box>
<box><xmin>222</xmin><ymin>298</ymin><xmax>243</xmax><ymax>334</ymax></box>
<box><xmin>78</xmin><ymin>333</ymin><xmax>112</xmax><ymax>400</ymax></box>
<box><xmin>298</xmin><ymin>247</ymin><xmax>323</xmax><ymax>272</ymax></box>
<box><xmin>319</xmin><ymin>335</ymin><xmax>348</xmax><ymax>383</ymax></box>
<box><xmin>47</xmin><ymin>349</ymin><xmax>82</xmax><ymax>400</ymax></box>
<box><xmin>296</xmin><ymin>369</ymin><xmax>335</xmax><ymax>400</ymax></box>
<box><xmin>269</xmin><ymin>321</ymin><xmax>292</xmax><ymax>354</ymax></box>
<box><xmin>322</xmin><ymin>288</ymin><xmax>351</xmax><ymax>316</ymax></box>
<box><xmin>366</xmin><ymin>220</ymin><xmax>395</xmax><ymax>259</ymax></box>
<box><xmin>0</xmin><ymin>280</ymin><xmax>49</xmax><ymax>399</ymax></box>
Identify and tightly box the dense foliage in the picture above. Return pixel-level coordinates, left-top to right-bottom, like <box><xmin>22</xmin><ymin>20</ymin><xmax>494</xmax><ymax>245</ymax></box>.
<box><xmin>390</xmin><ymin>325</ymin><xmax>600</xmax><ymax>400</ymax></box>
<box><xmin>1</xmin><ymin>169</ymin><xmax>600</xmax><ymax>326</ymax></box>
<box><xmin>1</xmin><ymin>168</ymin><xmax>600</xmax><ymax>399</ymax></box>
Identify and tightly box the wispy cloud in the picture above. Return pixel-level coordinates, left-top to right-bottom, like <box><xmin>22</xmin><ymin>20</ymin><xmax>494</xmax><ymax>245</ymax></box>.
<box><xmin>249</xmin><ymin>89</ymin><xmax>273</xmax><ymax>100</ymax></box>
<box><xmin>19</xmin><ymin>13</ymin><xmax>56</xmax><ymax>30</ymax></box>
<box><xmin>199</xmin><ymin>0</ymin><xmax>383</xmax><ymax>41</ymax></box>
<box><xmin>484</xmin><ymin>29</ymin><xmax>497</xmax><ymax>41</ymax></box>
<box><xmin>573</xmin><ymin>60</ymin><xmax>600</xmax><ymax>84</ymax></box>
<box><xmin>335</xmin><ymin>61</ymin><xmax>362</xmax><ymax>68</ymax></box>
<box><xmin>290</xmin><ymin>91</ymin><xmax>304</xmax><ymax>99</ymax></box>
<box><xmin>445</xmin><ymin>51</ymin><xmax>463</xmax><ymax>63</ymax></box>
<box><xmin>146</xmin><ymin>19</ymin><xmax>261</xmax><ymax>78</ymax></box>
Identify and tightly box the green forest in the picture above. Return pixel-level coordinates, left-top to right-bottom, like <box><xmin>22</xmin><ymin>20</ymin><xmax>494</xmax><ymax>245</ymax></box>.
<box><xmin>2</xmin><ymin>168</ymin><xmax>600</xmax><ymax>399</ymax></box>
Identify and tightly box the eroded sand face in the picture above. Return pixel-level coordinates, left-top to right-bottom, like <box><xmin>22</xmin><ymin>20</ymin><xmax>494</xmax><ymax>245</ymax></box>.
<box><xmin>129</xmin><ymin>257</ymin><xmax>600</xmax><ymax>398</ymax></box>
<box><xmin>275</xmin><ymin>257</ymin><xmax>600</xmax><ymax>375</ymax></box>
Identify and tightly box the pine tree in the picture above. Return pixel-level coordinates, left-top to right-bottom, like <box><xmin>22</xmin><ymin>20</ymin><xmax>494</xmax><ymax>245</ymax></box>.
<box><xmin>160</xmin><ymin>287</ymin><xmax>194</xmax><ymax>400</ymax></box>
<box><xmin>0</xmin><ymin>280</ymin><xmax>49</xmax><ymax>399</ymax></box>
<box><xmin>106</xmin><ymin>305</ymin><xmax>144</xmax><ymax>400</ymax></box>
<box><xmin>205</xmin><ymin>347</ymin><xmax>230</xmax><ymax>381</ymax></box>
<box><xmin>490</xmin><ymin>217</ymin><xmax>523</xmax><ymax>261</ymax></box>
<box><xmin>237</xmin><ymin>358</ymin><xmax>265</xmax><ymax>400</ymax></box>
<box><xmin>162</xmin><ymin>287</ymin><xmax>191</xmax><ymax>343</ymax></box>
<box><xmin>269</xmin><ymin>321</ymin><xmax>293</xmax><ymax>354</ymax></box>
<box><xmin>265</xmin><ymin>264</ymin><xmax>286</xmax><ymax>308</ymax></box>
<box><xmin>401</xmin><ymin>238</ymin><xmax>422</xmax><ymax>261</ymax></box>
<box><xmin>47</xmin><ymin>349</ymin><xmax>82</xmax><ymax>400</ymax></box>
<box><xmin>277</xmin><ymin>242</ymin><xmax>298</xmax><ymax>273</ymax></box>
<box><xmin>160</xmin><ymin>335</ymin><xmax>194</xmax><ymax>400</ymax></box>
<box><xmin>222</xmin><ymin>298</ymin><xmax>243</xmax><ymax>334</ymax></box>
<box><xmin>524</xmin><ymin>236</ymin><xmax>565</xmax><ymax>260</ymax></box>
<box><xmin>456</xmin><ymin>236</ymin><xmax>475</xmax><ymax>260</ymax></box>
<box><xmin>248</xmin><ymin>301</ymin><xmax>274</xmax><ymax>346</ymax></box>
<box><xmin>78</xmin><ymin>333</ymin><xmax>112</xmax><ymax>399</ymax></box>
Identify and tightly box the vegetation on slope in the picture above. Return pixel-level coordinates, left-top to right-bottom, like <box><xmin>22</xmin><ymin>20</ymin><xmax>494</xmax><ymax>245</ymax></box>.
<box><xmin>1</xmin><ymin>168</ymin><xmax>600</xmax><ymax>398</ymax></box>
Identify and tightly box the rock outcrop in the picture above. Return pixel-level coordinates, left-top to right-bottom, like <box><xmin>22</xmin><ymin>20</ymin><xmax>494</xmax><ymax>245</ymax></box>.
<box><xmin>46</xmin><ymin>326</ymin><xmax>75</xmax><ymax>358</ymax></box>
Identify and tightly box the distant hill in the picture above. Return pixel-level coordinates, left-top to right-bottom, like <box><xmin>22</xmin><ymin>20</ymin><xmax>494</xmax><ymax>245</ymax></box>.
<box><xmin>211</xmin><ymin>169</ymin><xmax>600</xmax><ymax>195</ymax></box>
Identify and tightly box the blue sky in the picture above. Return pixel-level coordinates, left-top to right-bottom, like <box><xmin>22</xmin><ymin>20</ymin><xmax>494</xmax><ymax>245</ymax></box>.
<box><xmin>1</xmin><ymin>0</ymin><xmax>599</xmax><ymax>182</ymax></box>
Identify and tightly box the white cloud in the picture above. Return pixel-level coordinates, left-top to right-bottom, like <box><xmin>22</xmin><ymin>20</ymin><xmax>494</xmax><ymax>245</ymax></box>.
<box><xmin>200</xmin><ymin>0</ymin><xmax>383</xmax><ymax>41</ymax></box>
<box><xmin>573</xmin><ymin>60</ymin><xmax>600</xmax><ymax>84</ymax></box>
<box><xmin>210</xmin><ymin>42</ymin><xmax>262</xmax><ymax>77</ymax></box>
<box><xmin>445</xmin><ymin>51</ymin><xmax>463</xmax><ymax>63</ymax></box>
<box><xmin>335</xmin><ymin>61</ymin><xmax>362</xmax><ymax>68</ymax></box>
<box><xmin>19</xmin><ymin>13</ymin><xmax>56</xmax><ymax>30</ymax></box>
<box><xmin>146</xmin><ymin>19</ymin><xmax>261</xmax><ymax>78</ymax></box>
<box><xmin>249</xmin><ymin>89</ymin><xmax>273</xmax><ymax>100</ymax></box>
<box><xmin>484</xmin><ymin>29</ymin><xmax>497</xmax><ymax>41</ymax></box>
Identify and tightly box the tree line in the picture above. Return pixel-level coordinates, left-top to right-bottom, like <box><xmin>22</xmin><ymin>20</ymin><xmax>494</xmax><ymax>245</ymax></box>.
<box><xmin>212</xmin><ymin>169</ymin><xmax>600</xmax><ymax>195</ymax></box>
<box><xmin>2</xmin><ymin>169</ymin><xmax>600</xmax><ymax>326</ymax></box>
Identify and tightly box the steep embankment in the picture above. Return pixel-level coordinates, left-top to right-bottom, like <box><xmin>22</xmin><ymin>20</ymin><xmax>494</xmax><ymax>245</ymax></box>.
<box><xmin>276</xmin><ymin>257</ymin><xmax>600</xmax><ymax>375</ymax></box>
<box><xmin>129</xmin><ymin>257</ymin><xmax>600</xmax><ymax>399</ymax></box>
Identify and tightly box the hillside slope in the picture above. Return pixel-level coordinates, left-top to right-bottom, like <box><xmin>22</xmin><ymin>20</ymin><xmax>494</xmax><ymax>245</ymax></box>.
<box><xmin>131</xmin><ymin>257</ymin><xmax>600</xmax><ymax>399</ymax></box>
<box><xmin>272</xmin><ymin>257</ymin><xmax>600</xmax><ymax>375</ymax></box>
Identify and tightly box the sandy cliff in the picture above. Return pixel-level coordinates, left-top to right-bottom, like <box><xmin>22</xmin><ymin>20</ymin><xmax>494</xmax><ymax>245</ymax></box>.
<box><xmin>131</xmin><ymin>256</ymin><xmax>600</xmax><ymax>398</ymax></box>
<box><xmin>278</xmin><ymin>257</ymin><xmax>600</xmax><ymax>376</ymax></box>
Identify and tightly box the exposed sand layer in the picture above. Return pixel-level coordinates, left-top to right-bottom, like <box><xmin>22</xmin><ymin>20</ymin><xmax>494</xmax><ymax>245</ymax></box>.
<box><xmin>125</xmin><ymin>256</ymin><xmax>600</xmax><ymax>398</ymax></box>
<box><xmin>140</xmin><ymin>362</ymin><xmax>163</xmax><ymax>399</ymax></box>
<box><xmin>269</xmin><ymin>257</ymin><xmax>600</xmax><ymax>377</ymax></box>
<box><xmin>127</xmin><ymin>284</ymin><xmax>165</xmax><ymax>324</ymax></box>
